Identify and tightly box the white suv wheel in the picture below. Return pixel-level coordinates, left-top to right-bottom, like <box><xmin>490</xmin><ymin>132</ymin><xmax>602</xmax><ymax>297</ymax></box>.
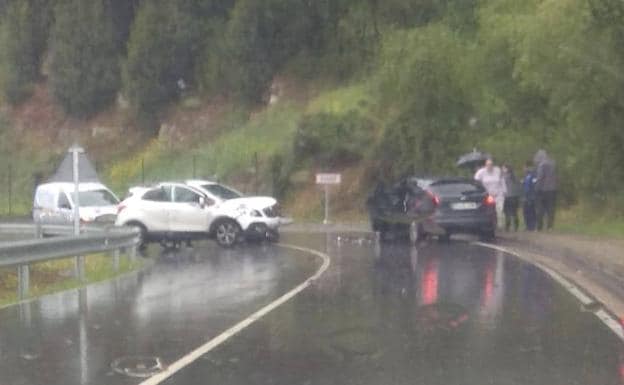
<box><xmin>215</xmin><ymin>220</ymin><xmax>241</xmax><ymax>247</ymax></box>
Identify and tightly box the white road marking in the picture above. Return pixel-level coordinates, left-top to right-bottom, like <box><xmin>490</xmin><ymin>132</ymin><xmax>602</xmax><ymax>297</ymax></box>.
<box><xmin>138</xmin><ymin>243</ymin><xmax>331</xmax><ymax>385</ymax></box>
<box><xmin>474</xmin><ymin>242</ymin><xmax>624</xmax><ymax>342</ymax></box>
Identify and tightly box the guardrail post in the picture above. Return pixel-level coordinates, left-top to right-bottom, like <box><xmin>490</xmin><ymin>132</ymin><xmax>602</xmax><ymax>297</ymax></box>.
<box><xmin>34</xmin><ymin>221</ymin><xmax>42</xmax><ymax>239</ymax></box>
<box><xmin>128</xmin><ymin>245</ymin><xmax>137</xmax><ymax>262</ymax></box>
<box><xmin>17</xmin><ymin>264</ymin><xmax>29</xmax><ymax>300</ymax></box>
<box><xmin>75</xmin><ymin>256</ymin><xmax>85</xmax><ymax>282</ymax></box>
<box><xmin>113</xmin><ymin>248</ymin><xmax>120</xmax><ymax>272</ymax></box>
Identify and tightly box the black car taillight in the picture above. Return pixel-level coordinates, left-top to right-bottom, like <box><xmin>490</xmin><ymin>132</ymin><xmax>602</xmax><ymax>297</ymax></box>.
<box><xmin>426</xmin><ymin>190</ymin><xmax>440</xmax><ymax>206</ymax></box>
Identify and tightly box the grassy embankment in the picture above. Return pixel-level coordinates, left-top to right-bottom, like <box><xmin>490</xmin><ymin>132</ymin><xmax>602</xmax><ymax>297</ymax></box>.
<box><xmin>0</xmin><ymin>253</ymin><xmax>143</xmax><ymax>307</ymax></box>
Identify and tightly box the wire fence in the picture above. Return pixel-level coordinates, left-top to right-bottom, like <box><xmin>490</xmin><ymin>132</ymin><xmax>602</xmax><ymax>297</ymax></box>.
<box><xmin>1</xmin><ymin>150</ymin><xmax>284</xmax><ymax>217</ymax></box>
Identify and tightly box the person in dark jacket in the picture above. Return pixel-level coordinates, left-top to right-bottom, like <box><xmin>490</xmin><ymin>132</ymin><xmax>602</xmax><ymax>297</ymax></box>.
<box><xmin>522</xmin><ymin>161</ymin><xmax>537</xmax><ymax>231</ymax></box>
<box><xmin>533</xmin><ymin>149</ymin><xmax>557</xmax><ymax>231</ymax></box>
<box><xmin>502</xmin><ymin>164</ymin><xmax>521</xmax><ymax>231</ymax></box>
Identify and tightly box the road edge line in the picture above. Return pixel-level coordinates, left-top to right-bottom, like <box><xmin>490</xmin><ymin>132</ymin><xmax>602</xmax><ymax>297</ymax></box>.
<box><xmin>474</xmin><ymin>241</ymin><xmax>624</xmax><ymax>341</ymax></box>
<box><xmin>138</xmin><ymin>243</ymin><xmax>331</xmax><ymax>385</ymax></box>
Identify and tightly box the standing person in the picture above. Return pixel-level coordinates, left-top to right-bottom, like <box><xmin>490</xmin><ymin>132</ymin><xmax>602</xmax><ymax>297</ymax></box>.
<box><xmin>502</xmin><ymin>164</ymin><xmax>520</xmax><ymax>231</ymax></box>
<box><xmin>475</xmin><ymin>159</ymin><xmax>506</xmax><ymax>228</ymax></box>
<box><xmin>533</xmin><ymin>149</ymin><xmax>557</xmax><ymax>231</ymax></box>
<box><xmin>522</xmin><ymin>161</ymin><xmax>537</xmax><ymax>231</ymax></box>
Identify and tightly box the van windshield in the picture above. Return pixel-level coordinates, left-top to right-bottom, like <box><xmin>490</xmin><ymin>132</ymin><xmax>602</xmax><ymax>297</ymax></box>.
<box><xmin>72</xmin><ymin>189</ymin><xmax>119</xmax><ymax>207</ymax></box>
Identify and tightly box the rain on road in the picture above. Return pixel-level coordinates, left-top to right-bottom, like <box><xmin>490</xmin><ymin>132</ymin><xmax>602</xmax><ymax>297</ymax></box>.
<box><xmin>0</xmin><ymin>232</ymin><xmax>623</xmax><ymax>385</ymax></box>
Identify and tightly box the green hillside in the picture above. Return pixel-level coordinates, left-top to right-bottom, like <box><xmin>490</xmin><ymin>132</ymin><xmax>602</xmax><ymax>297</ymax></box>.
<box><xmin>0</xmin><ymin>0</ymin><xmax>623</xmax><ymax>228</ymax></box>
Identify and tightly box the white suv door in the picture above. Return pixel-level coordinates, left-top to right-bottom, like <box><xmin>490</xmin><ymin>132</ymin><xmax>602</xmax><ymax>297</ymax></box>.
<box><xmin>169</xmin><ymin>186</ymin><xmax>212</xmax><ymax>233</ymax></box>
<box><xmin>139</xmin><ymin>185</ymin><xmax>174</xmax><ymax>232</ymax></box>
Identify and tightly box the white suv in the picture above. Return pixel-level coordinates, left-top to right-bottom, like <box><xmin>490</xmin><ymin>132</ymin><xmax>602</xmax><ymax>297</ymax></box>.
<box><xmin>115</xmin><ymin>181</ymin><xmax>284</xmax><ymax>247</ymax></box>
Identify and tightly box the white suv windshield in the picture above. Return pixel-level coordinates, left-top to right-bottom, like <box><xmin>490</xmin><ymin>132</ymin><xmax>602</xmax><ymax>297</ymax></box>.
<box><xmin>72</xmin><ymin>189</ymin><xmax>119</xmax><ymax>207</ymax></box>
<box><xmin>201</xmin><ymin>184</ymin><xmax>241</xmax><ymax>200</ymax></box>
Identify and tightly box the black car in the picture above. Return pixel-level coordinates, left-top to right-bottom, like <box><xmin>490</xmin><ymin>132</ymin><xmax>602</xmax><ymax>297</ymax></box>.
<box><xmin>367</xmin><ymin>178</ymin><xmax>438</xmax><ymax>240</ymax></box>
<box><xmin>412</xmin><ymin>177</ymin><xmax>497</xmax><ymax>241</ymax></box>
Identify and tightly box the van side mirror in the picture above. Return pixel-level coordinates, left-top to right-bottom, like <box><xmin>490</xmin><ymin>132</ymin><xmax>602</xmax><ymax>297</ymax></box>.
<box><xmin>199</xmin><ymin>196</ymin><xmax>206</xmax><ymax>209</ymax></box>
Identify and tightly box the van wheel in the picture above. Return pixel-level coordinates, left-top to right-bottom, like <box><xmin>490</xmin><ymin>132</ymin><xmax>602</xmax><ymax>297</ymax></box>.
<box><xmin>214</xmin><ymin>219</ymin><xmax>241</xmax><ymax>248</ymax></box>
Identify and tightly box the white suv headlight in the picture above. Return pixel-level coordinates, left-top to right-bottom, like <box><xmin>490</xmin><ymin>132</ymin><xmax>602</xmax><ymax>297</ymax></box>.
<box><xmin>236</xmin><ymin>205</ymin><xmax>262</xmax><ymax>218</ymax></box>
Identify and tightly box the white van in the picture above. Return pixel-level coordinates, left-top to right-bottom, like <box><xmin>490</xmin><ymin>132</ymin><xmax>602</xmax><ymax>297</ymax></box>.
<box><xmin>33</xmin><ymin>182</ymin><xmax>120</xmax><ymax>225</ymax></box>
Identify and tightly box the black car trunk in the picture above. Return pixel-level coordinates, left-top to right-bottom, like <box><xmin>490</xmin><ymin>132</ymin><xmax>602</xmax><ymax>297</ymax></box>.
<box><xmin>430</xmin><ymin>182</ymin><xmax>489</xmax><ymax>217</ymax></box>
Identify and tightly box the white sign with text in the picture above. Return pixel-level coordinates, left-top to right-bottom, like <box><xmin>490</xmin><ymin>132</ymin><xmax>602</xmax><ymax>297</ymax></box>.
<box><xmin>315</xmin><ymin>173</ymin><xmax>342</xmax><ymax>185</ymax></box>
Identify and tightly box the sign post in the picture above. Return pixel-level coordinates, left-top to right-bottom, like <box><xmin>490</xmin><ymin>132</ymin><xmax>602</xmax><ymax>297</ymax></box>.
<box><xmin>315</xmin><ymin>173</ymin><xmax>341</xmax><ymax>225</ymax></box>
<box><xmin>69</xmin><ymin>144</ymin><xmax>85</xmax><ymax>281</ymax></box>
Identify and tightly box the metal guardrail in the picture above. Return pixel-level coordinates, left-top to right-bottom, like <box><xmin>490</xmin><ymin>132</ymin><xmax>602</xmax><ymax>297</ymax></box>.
<box><xmin>0</xmin><ymin>223</ymin><xmax>141</xmax><ymax>300</ymax></box>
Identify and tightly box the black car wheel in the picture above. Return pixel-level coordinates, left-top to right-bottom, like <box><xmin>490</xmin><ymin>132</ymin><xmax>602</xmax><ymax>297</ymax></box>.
<box><xmin>438</xmin><ymin>232</ymin><xmax>451</xmax><ymax>242</ymax></box>
<box><xmin>479</xmin><ymin>228</ymin><xmax>496</xmax><ymax>242</ymax></box>
<box><xmin>267</xmin><ymin>229</ymin><xmax>280</xmax><ymax>243</ymax></box>
<box><xmin>214</xmin><ymin>219</ymin><xmax>241</xmax><ymax>248</ymax></box>
<box><xmin>372</xmin><ymin>219</ymin><xmax>389</xmax><ymax>238</ymax></box>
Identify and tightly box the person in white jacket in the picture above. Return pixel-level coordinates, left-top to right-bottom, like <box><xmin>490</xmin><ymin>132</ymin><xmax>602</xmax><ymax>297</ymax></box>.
<box><xmin>474</xmin><ymin>158</ymin><xmax>506</xmax><ymax>228</ymax></box>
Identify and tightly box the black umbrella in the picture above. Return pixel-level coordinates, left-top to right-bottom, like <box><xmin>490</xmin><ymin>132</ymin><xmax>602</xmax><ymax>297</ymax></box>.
<box><xmin>456</xmin><ymin>149</ymin><xmax>491</xmax><ymax>169</ymax></box>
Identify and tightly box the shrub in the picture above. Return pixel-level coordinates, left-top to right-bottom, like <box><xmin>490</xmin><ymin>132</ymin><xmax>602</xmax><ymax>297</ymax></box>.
<box><xmin>294</xmin><ymin>110</ymin><xmax>374</xmax><ymax>167</ymax></box>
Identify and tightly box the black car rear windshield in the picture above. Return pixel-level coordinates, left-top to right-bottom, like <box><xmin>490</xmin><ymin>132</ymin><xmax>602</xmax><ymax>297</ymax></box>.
<box><xmin>429</xmin><ymin>181</ymin><xmax>484</xmax><ymax>197</ymax></box>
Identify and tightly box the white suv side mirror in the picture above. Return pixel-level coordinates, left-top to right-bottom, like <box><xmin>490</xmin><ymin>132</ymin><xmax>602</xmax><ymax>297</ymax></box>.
<box><xmin>199</xmin><ymin>196</ymin><xmax>206</xmax><ymax>209</ymax></box>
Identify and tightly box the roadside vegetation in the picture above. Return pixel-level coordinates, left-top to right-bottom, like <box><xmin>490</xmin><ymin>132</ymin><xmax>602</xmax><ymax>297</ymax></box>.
<box><xmin>0</xmin><ymin>0</ymin><xmax>622</xmax><ymax>235</ymax></box>
<box><xmin>0</xmin><ymin>253</ymin><xmax>143</xmax><ymax>307</ymax></box>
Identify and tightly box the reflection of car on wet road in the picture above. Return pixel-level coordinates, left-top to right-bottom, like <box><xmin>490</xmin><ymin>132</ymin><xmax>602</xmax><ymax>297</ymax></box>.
<box><xmin>116</xmin><ymin>181</ymin><xmax>284</xmax><ymax>248</ymax></box>
<box><xmin>412</xmin><ymin>177</ymin><xmax>497</xmax><ymax>241</ymax></box>
<box><xmin>366</xmin><ymin>178</ymin><xmax>438</xmax><ymax>240</ymax></box>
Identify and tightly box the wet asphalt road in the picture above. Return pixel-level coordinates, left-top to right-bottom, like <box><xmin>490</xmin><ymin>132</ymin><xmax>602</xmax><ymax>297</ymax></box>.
<box><xmin>1</xmin><ymin>233</ymin><xmax>624</xmax><ymax>385</ymax></box>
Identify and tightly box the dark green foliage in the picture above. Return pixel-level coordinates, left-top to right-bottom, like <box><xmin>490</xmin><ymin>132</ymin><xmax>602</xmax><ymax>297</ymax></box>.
<box><xmin>49</xmin><ymin>0</ymin><xmax>120</xmax><ymax>117</ymax></box>
<box><xmin>108</xmin><ymin>0</ymin><xmax>140</xmax><ymax>53</ymax></box>
<box><xmin>0</xmin><ymin>2</ymin><xmax>37</xmax><ymax>103</ymax></box>
<box><xmin>124</xmin><ymin>0</ymin><xmax>211</xmax><ymax>127</ymax></box>
<box><xmin>219</xmin><ymin>0</ymin><xmax>300</xmax><ymax>103</ymax></box>
<box><xmin>294</xmin><ymin>111</ymin><xmax>373</xmax><ymax>167</ymax></box>
<box><xmin>0</xmin><ymin>0</ymin><xmax>51</xmax><ymax>103</ymax></box>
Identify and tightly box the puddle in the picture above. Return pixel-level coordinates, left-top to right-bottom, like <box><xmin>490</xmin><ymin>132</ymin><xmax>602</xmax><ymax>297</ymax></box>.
<box><xmin>111</xmin><ymin>356</ymin><xmax>164</xmax><ymax>378</ymax></box>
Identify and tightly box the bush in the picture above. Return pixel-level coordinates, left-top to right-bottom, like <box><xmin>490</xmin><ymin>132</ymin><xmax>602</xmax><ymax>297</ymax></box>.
<box><xmin>294</xmin><ymin>110</ymin><xmax>374</xmax><ymax>167</ymax></box>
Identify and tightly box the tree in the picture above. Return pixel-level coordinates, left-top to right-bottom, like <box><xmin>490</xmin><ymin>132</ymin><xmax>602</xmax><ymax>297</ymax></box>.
<box><xmin>123</xmin><ymin>0</ymin><xmax>203</xmax><ymax>129</ymax></box>
<box><xmin>0</xmin><ymin>0</ymin><xmax>52</xmax><ymax>103</ymax></box>
<box><xmin>222</xmin><ymin>0</ymin><xmax>285</xmax><ymax>103</ymax></box>
<box><xmin>108</xmin><ymin>0</ymin><xmax>140</xmax><ymax>53</ymax></box>
<box><xmin>49</xmin><ymin>0</ymin><xmax>120</xmax><ymax>117</ymax></box>
<box><xmin>373</xmin><ymin>26</ymin><xmax>470</xmax><ymax>177</ymax></box>
<box><xmin>0</xmin><ymin>1</ymin><xmax>37</xmax><ymax>103</ymax></box>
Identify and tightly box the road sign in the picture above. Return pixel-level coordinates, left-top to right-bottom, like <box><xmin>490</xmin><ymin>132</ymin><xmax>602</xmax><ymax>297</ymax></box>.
<box><xmin>315</xmin><ymin>173</ymin><xmax>341</xmax><ymax>224</ymax></box>
<box><xmin>316</xmin><ymin>173</ymin><xmax>342</xmax><ymax>185</ymax></box>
